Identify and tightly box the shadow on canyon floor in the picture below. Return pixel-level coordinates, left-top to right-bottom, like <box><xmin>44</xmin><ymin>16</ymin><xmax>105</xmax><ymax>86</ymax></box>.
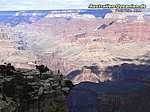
<box><xmin>105</xmin><ymin>63</ymin><xmax>150</xmax><ymax>82</ymax></box>
<box><xmin>67</xmin><ymin>63</ymin><xmax>150</xmax><ymax>112</ymax></box>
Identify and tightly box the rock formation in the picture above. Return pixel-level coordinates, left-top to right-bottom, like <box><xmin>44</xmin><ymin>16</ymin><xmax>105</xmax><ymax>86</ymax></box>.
<box><xmin>73</xmin><ymin>66</ymin><xmax>100</xmax><ymax>84</ymax></box>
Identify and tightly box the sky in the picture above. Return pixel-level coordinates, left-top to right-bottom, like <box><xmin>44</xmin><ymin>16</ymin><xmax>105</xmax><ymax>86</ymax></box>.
<box><xmin>0</xmin><ymin>0</ymin><xmax>149</xmax><ymax>10</ymax></box>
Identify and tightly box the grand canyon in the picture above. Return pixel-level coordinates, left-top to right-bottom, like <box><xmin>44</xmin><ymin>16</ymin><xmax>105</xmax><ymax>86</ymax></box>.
<box><xmin>0</xmin><ymin>9</ymin><xmax>150</xmax><ymax>112</ymax></box>
<box><xmin>0</xmin><ymin>9</ymin><xmax>150</xmax><ymax>83</ymax></box>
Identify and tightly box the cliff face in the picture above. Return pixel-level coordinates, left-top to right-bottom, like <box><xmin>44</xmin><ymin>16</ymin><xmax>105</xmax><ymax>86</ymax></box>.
<box><xmin>98</xmin><ymin>22</ymin><xmax>150</xmax><ymax>43</ymax></box>
<box><xmin>0</xmin><ymin>24</ymin><xmax>37</xmax><ymax>69</ymax></box>
<box><xmin>0</xmin><ymin>98</ymin><xmax>16</xmax><ymax>112</ymax></box>
<box><xmin>0</xmin><ymin>65</ymin><xmax>73</xmax><ymax>112</ymax></box>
